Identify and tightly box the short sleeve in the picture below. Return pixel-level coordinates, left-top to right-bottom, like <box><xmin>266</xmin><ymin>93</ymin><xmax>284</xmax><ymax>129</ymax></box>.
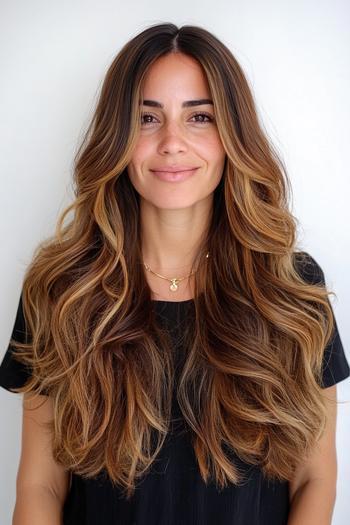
<box><xmin>0</xmin><ymin>292</ymin><xmax>36</xmax><ymax>393</ymax></box>
<box><xmin>294</xmin><ymin>251</ymin><xmax>350</xmax><ymax>388</ymax></box>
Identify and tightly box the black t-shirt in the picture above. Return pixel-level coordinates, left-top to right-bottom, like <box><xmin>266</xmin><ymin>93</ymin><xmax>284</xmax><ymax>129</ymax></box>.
<box><xmin>1</xmin><ymin>252</ymin><xmax>349</xmax><ymax>525</ymax></box>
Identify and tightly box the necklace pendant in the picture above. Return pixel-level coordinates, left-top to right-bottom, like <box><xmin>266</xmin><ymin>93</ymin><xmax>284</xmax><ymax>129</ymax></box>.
<box><xmin>170</xmin><ymin>278</ymin><xmax>179</xmax><ymax>292</ymax></box>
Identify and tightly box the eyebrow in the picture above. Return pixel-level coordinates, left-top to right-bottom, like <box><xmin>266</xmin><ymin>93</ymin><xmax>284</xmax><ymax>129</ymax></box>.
<box><xmin>140</xmin><ymin>99</ymin><xmax>213</xmax><ymax>108</ymax></box>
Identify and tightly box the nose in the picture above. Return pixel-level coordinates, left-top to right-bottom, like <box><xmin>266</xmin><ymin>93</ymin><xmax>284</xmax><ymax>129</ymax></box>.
<box><xmin>157</xmin><ymin>121</ymin><xmax>189</xmax><ymax>155</ymax></box>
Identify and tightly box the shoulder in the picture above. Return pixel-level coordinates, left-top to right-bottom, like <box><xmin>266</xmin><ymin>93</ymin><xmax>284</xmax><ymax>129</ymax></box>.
<box><xmin>292</xmin><ymin>251</ymin><xmax>326</xmax><ymax>286</ymax></box>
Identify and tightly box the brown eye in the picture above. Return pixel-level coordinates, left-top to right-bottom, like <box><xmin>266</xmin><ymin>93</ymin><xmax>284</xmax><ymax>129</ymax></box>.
<box><xmin>190</xmin><ymin>112</ymin><xmax>214</xmax><ymax>123</ymax></box>
<box><xmin>140</xmin><ymin>112</ymin><xmax>214</xmax><ymax>126</ymax></box>
<box><xmin>140</xmin><ymin>113</ymin><xmax>158</xmax><ymax>125</ymax></box>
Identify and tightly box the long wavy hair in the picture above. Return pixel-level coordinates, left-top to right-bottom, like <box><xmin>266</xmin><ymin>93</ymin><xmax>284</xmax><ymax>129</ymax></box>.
<box><xmin>11</xmin><ymin>22</ymin><xmax>337</xmax><ymax>499</ymax></box>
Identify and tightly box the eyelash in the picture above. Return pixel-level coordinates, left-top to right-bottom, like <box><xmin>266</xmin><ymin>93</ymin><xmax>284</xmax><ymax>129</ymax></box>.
<box><xmin>140</xmin><ymin>112</ymin><xmax>214</xmax><ymax>126</ymax></box>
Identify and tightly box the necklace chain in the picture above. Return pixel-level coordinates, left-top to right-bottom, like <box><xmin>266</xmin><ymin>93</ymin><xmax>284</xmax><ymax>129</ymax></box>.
<box><xmin>143</xmin><ymin>252</ymin><xmax>210</xmax><ymax>292</ymax></box>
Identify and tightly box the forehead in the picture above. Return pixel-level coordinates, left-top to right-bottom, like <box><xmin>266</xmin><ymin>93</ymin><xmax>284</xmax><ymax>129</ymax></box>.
<box><xmin>140</xmin><ymin>53</ymin><xmax>211</xmax><ymax>99</ymax></box>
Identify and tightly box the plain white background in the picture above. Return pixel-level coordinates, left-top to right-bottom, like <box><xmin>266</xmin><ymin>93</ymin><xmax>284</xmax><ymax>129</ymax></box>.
<box><xmin>0</xmin><ymin>0</ymin><xmax>349</xmax><ymax>523</ymax></box>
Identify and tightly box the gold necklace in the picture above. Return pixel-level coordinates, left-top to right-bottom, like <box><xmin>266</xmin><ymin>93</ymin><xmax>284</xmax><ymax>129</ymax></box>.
<box><xmin>143</xmin><ymin>251</ymin><xmax>210</xmax><ymax>292</ymax></box>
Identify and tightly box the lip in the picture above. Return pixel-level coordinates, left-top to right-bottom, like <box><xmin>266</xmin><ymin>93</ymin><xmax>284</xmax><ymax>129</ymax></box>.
<box><xmin>150</xmin><ymin>166</ymin><xmax>199</xmax><ymax>173</ymax></box>
<box><xmin>151</xmin><ymin>167</ymin><xmax>198</xmax><ymax>182</ymax></box>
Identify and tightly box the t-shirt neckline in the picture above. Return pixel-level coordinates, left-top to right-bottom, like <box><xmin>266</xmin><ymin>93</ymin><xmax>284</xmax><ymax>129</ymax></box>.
<box><xmin>151</xmin><ymin>299</ymin><xmax>194</xmax><ymax>305</ymax></box>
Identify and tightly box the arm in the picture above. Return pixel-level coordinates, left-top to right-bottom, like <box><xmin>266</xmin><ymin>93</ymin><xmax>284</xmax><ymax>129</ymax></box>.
<box><xmin>13</xmin><ymin>485</ymin><xmax>64</xmax><ymax>525</ymax></box>
<box><xmin>288</xmin><ymin>384</ymin><xmax>338</xmax><ymax>525</ymax></box>
<box><xmin>12</xmin><ymin>393</ymin><xmax>70</xmax><ymax>525</ymax></box>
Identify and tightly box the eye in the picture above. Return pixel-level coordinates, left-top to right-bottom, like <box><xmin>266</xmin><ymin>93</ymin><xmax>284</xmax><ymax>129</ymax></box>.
<box><xmin>140</xmin><ymin>112</ymin><xmax>214</xmax><ymax>126</ymax></box>
<box><xmin>190</xmin><ymin>112</ymin><xmax>214</xmax><ymax>124</ymax></box>
<box><xmin>140</xmin><ymin>113</ymin><xmax>158</xmax><ymax>125</ymax></box>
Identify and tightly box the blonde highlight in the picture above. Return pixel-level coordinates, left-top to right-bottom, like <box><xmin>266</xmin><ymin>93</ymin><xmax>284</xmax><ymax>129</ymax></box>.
<box><xmin>9</xmin><ymin>23</ymin><xmax>341</xmax><ymax>500</ymax></box>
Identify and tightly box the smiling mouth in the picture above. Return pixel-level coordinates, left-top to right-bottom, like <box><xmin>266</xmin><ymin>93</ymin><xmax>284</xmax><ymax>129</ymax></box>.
<box><xmin>150</xmin><ymin>165</ymin><xmax>200</xmax><ymax>173</ymax></box>
<box><xmin>152</xmin><ymin>168</ymin><xmax>196</xmax><ymax>174</ymax></box>
<box><xmin>151</xmin><ymin>168</ymin><xmax>198</xmax><ymax>181</ymax></box>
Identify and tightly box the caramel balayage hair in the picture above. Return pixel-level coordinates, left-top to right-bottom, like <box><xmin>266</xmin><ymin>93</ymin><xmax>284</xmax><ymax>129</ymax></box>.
<box><xmin>11</xmin><ymin>23</ymin><xmax>337</xmax><ymax>498</ymax></box>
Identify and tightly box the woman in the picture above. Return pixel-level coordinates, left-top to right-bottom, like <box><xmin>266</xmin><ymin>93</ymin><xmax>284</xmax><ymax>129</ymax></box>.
<box><xmin>0</xmin><ymin>22</ymin><xmax>349</xmax><ymax>525</ymax></box>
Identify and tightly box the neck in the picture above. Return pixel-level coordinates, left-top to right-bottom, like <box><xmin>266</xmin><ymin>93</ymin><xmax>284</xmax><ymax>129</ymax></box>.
<box><xmin>140</xmin><ymin>197</ymin><xmax>212</xmax><ymax>273</ymax></box>
<box><xmin>139</xmin><ymin>197</ymin><xmax>212</xmax><ymax>301</ymax></box>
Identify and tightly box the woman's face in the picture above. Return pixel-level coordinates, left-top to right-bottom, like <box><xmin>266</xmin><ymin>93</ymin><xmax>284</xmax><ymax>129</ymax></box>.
<box><xmin>127</xmin><ymin>52</ymin><xmax>226</xmax><ymax>210</ymax></box>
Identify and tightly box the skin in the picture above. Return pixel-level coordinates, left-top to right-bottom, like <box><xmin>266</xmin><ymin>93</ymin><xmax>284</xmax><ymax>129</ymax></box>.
<box><xmin>127</xmin><ymin>52</ymin><xmax>226</xmax><ymax>300</ymax></box>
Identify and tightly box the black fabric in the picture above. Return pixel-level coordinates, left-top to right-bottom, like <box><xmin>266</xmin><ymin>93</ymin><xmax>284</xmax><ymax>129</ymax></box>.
<box><xmin>1</xmin><ymin>251</ymin><xmax>349</xmax><ymax>525</ymax></box>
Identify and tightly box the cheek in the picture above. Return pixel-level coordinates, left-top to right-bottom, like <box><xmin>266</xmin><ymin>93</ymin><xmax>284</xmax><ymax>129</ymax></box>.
<box><xmin>127</xmin><ymin>146</ymin><xmax>151</xmax><ymax>192</ymax></box>
<box><xmin>128</xmin><ymin>138</ymin><xmax>152</xmax><ymax>167</ymax></box>
<box><xmin>129</xmin><ymin>153</ymin><xmax>145</xmax><ymax>171</ymax></box>
<box><xmin>196</xmin><ymin>140</ymin><xmax>225</xmax><ymax>167</ymax></box>
<box><xmin>196</xmin><ymin>130</ymin><xmax>225</xmax><ymax>154</ymax></box>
